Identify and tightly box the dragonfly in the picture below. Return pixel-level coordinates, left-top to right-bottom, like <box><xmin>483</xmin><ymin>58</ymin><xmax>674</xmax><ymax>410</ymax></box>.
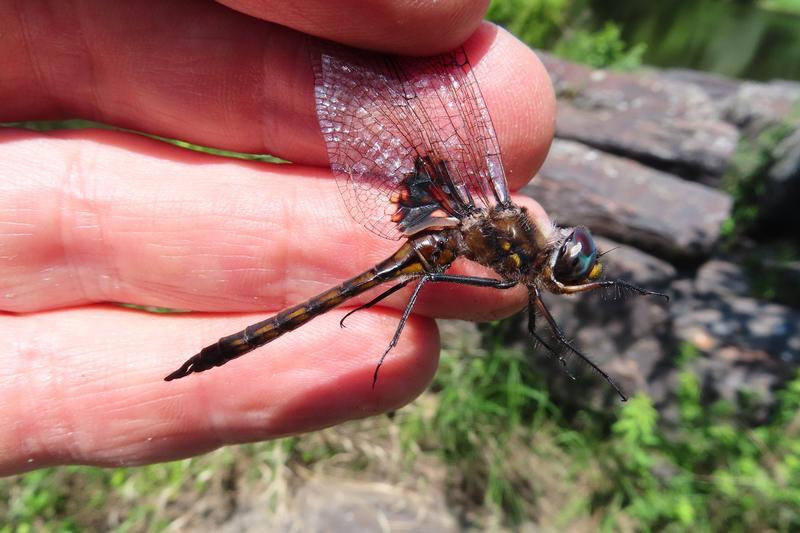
<box><xmin>164</xmin><ymin>41</ymin><xmax>668</xmax><ymax>401</ymax></box>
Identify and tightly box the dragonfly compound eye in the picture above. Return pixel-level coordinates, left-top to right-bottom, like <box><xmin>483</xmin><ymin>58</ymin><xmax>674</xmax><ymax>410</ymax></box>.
<box><xmin>554</xmin><ymin>226</ymin><xmax>598</xmax><ymax>283</ymax></box>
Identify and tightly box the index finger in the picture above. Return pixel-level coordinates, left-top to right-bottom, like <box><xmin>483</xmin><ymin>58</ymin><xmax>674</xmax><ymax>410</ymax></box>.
<box><xmin>218</xmin><ymin>0</ymin><xmax>489</xmax><ymax>55</ymax></box>
<box><xmin>0</xmin><ymin>0</ymin><xmax>554</xmax><ymax>190</ymax></box>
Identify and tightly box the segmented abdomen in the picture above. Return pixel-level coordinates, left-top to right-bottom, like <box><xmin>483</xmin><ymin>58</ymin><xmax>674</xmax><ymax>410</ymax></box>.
<box><xmin>163</xmin><ymin>241</ymin><xmax>426</xmax><ymax>381</ymax></box>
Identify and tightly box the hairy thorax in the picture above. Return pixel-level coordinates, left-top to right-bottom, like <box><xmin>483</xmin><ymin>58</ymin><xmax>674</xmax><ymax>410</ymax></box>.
<box><xmin>458</xmin><ymin>204</ymin><xmax>554</xmax><ymax>283</ymax></box>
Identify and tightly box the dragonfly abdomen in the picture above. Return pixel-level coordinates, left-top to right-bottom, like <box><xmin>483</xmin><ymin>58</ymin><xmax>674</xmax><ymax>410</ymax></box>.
<box><xmin>164</xmin><ymin>242</ymin><xmax>425</xmax><ymax>381</ymax></box>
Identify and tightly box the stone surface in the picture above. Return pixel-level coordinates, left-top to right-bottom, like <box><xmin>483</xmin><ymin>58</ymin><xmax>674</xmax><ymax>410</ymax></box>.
<box><xmin>275</xmin><ymin>479</ymin><xmax>458</xmax><ymax>533</ymax></box>
<box><xmin>526</xmin><ymin>140</ymin><xmax>732</xmax><ymax>262</ymax></box>
<box><xmin>661</xmin><ymin>68</ymin><xmax>743</xmax><ymax>104</ymax></box>
<box><xmin>493</xmin><ymin>58</ymin><xmax>798</xmax><ymax>416</ymax></box>
<box><xmin>539</xmin><ymin>52</ymin><xmax>739</xmax><ymax>180</ymax></box>
<box><xmin>691</xmin><ymin>258</ymin><xmax>752</xmax><ymax>298</ymax></box>
<box><xmin>723</xmin><ymin>80</ymin><xmax>800</xmax><ymax>133</ymax></box>
<box><xmin>670</xmin><ymin>260</ymin><xmax>800</xmax><ymax>413</ymax></box>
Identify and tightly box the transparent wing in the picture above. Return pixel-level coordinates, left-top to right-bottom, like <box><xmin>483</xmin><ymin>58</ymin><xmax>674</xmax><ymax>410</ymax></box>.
<box><xmin>312</xmin><ymin>41</ymin><xmax>510</xmax><ymax>240</ymax></box>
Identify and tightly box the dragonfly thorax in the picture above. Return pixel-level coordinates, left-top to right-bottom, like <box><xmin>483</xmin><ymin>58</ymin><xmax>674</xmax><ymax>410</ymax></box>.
<box><xmin>459</xmin><ymin>203</ymin><xmax>553</xmax><ymax>282</ymax></box>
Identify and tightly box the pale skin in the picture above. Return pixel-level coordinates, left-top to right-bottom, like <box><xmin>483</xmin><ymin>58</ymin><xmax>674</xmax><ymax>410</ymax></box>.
<box><xmin>0</xmin><ymin>0</ymin><xmax>556</xmax><ymax>476</ymax></box>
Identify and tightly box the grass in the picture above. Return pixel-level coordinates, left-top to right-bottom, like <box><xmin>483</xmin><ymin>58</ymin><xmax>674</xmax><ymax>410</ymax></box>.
<box><xmin>487</xmin><ymin>0</ymin><xmax>646</xmax><ymax>69</ymax></box>
<box><xmin>760</xmin><ymin>0</ymin><xmax>800</xmax><ymax>15</ymax></box>
<box><xmin>4</xmin><ymin>330</ymin><xmax>799</xmax><ymax>530</ymax></box>
<box><xmin>1</xmin><ymin>440</ymin><xmax>298</xmax><ymax>531</ymax></box>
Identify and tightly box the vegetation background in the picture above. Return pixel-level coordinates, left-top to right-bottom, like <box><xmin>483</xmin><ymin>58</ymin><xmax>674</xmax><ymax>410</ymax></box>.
<box><xmin>3</xmin><ymin>0</ymin><xmax>800</xmax><ymax>531</ymax></box>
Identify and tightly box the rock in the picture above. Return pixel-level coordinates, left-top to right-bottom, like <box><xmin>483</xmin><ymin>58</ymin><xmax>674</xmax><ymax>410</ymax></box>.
<box><xmin>593</xmin><ymin>235</ymin><xmax>678</xmax><ymax>288</ymax></box>
<box><xmin>692</xmin><ymin>258</ymin><xmax>752</xmax><ymax>298</ymax></box>
<box><xmin>276</xmin><ymin>479</ymin><xmax>458</xmax><ymax>533</ymax></box>
<box><xmin>716</xmin><ymin>78</ymin><xmax>800</xmax><ymax>235</ymax></box>
<box><xmin>723</xmin><ymin>80</ymin><xmax>800</xmax><ymax>133</ymax></box>
<box><xmin>538</xmin><ymin>52</ymin><xmax>739</xmax><ymax>180</ymax></box>
<box><xmin>526</xmin><ymin>139</ymin><xmax>732</xmax><ymax>263</ymax></box>
<box><xmin>670</xmin><ymin>260</ymin><xmax>800</xmax><ymax>416</ymax></box>
<box><xmin>661</xmin><ymin>68</ymin><xmax>742</xmax><ymax>104</ymax></box>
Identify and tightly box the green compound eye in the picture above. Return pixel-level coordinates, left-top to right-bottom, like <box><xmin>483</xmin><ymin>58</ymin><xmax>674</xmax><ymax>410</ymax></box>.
<box><xmin>554</xmin><ymin>226</ymin><xmax>598</xmax><ymax>283</ymax></box>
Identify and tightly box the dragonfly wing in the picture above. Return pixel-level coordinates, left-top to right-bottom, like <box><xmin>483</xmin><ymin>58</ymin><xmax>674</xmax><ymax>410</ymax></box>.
<box><xmin>311</xmin><ymin>40</ymin><xmax>510</xmax><ymax>240</ymax></box>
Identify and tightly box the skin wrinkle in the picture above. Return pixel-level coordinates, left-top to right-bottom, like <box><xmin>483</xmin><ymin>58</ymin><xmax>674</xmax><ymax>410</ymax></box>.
<box><xmin>19</xmin><ymin>326</ymin><xmax>71</xmax><ymax>466</ymax></box>
<box><xmin>4</xmin><ymin>326</ymin><xmax>29</xmax><ymax>467</ymax></box>
<box><xmin>92</xmin><ymin>168</ymin><xmax>125</xmax><ymax>305</ymax></box>
<box><xmin>276</xmin><ymin>182</ymin><xmax>301</xmax><ymax>310</ymax></box>
<box><xmin>56</xmin><ymin>142</ymin><xmax>84</xmax><ymax>304</ymax></box>
<box><xmin>12</xmin><ymin>0</ymin><xmax>47</xmax><ymax>112</ymax></box>
<box><xmin>258</xmin><ymin>29</ymin><xmax>282</xmax><ymax>156</ymax></box>
<box><xmin>72</xmin><ymin>0</ymin><xmax>104</xmax><ymax>125</ymax></box>
<box><xmin>185</xmin><ymin>368</ymin><xmax>227</xmax><ymax>453</ymax></box>
<box><xmin>61</xmin><ymin>350</ymin><xmax>127</xmax><ymax>466</ymax></box>
<box><xmin>259</xmin><ymin>29</ymin><xmax>315</xmax><ymax>161</ymax></box>
<box><xmin>58</xmin><ymin>138</ymin><xmax>101</xmax><ymax>305</ymax></box>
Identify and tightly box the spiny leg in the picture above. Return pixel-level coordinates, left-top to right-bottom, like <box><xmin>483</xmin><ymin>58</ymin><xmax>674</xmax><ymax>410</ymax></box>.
<box><xmin>560</xmin><ymin>278</ymin><xmax>669</xmax><ymax>301</ymax></box>
<box><xmin>527</xmin><ymin>296</ymin><xmax>556</xmax><ymax>353</ymax></box>
<box><xmin>598</xmin><ymin>279</ymin><xmax>669</xmax><ymax>302</ymax></box>
<box><xmin>372</xmin><ymin>276</ymin><xmax>429</xmax><ymax>388</ymax></box>
<box><xmin>342</xmin><ymin>274</ymin><xmax>517</xmax><ymax>327</ymax></box>
<box><xmin>340</xmin><ymin>279</ymin><xmax>414</xmax><ymax>328</ymax></box>
<box><xmin>424</xmin><ymin>273</ymin><xmax>518</xmax><ymax>289</ymax></box>
<box><xmin>371</xmin><ymin>273</ymin><xmax>518</xmax><ymax>387</ymax></box>
<box><xmin>530</xmin><ymin>287</ymin><xmax>628</xmax><ymax>401</ymax></box>
<box><xmin>527</xmin><ymin>299</ymin><xmax>576</xmax><ymax>381</ymax></box>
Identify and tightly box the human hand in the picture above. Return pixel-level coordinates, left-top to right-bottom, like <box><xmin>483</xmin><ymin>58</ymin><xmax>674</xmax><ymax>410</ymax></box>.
<box><xmin>0</xmin><ymin>0</ymin><xmax>555</xmax><ymax>475</ymax></box>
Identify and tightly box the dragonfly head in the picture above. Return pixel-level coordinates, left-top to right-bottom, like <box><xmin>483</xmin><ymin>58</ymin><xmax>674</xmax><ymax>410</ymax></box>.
<box><xmin>548</xmin><ymin>226</ymin><xmax>602</xmax><ymax>286</ymax></box>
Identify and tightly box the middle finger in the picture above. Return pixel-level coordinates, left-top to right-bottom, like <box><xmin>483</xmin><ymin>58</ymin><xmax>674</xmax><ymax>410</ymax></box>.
<box><xmin>0</xmin><ymin>128</ymin><xmax>543</xmax><ymax>318</ymax></box>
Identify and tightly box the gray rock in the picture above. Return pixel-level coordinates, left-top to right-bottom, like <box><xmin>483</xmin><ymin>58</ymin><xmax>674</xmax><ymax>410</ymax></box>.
<box><xmin>594</xmin><ymin>235</ymin><xmax>678</xmax><ymax>288</ymax></box>
<box><xmin>661</xmin><ymin>68</ymin><xmax>742</xmax><ymax>104</ymax></box>
<box><xmin>693</xmin><ymin>258</ymin><xmax>752</xmax><ymax>298</ymax></box>
<box><xmin>277</xmin><ymin>479</ymin><xmax>457</xmax><ymax>533</ymax></box>
<box><xmin>526</xmin><ymin>140</ymin><xmax>732</xmax><ymax>262</ymax></box>
<box><xmin>723</xmin><ymin>80</ymin><xmax>800</xmax><ymax>133</ymax></box>
<box><xmin>670</xmin><ymin>260</ymin><xmax>800</xmax><ymax>415</ymax></box>
<box><xmin>538</xmin><ymin>53</ymin><xmax>739</xmax><ymax>179</ymax></box>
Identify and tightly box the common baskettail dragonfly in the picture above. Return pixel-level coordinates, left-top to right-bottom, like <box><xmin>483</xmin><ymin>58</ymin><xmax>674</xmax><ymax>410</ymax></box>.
<box><xmin>165</xmin><ymin>41</ymin><xmax>667</xmax><ymax>400</ymax></box>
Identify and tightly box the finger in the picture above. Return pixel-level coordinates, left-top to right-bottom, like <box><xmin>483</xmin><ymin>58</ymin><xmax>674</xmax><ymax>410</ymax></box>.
<box><xmin>0</xmin><ymin>128</ymin><xmax>548</xmax><ymax>318</ymax></box>
<box><xmin>0</xmin><ymin>304</ymin><xmax>439</xmax><ymax>475</ymax></box>
<box><xmin>1</xmin><ymin>0</ymin><xmax>554</xmax><ymax>187</ymax></box>
<box><xmin>217</xmin><ymin>0</ymin><xmax>488</xmax><ymax>54</ymax></box>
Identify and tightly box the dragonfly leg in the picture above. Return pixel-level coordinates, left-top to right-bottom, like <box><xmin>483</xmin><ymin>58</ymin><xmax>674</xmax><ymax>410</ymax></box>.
<box><xmin>342</xmin><ymin>274</ymin><xmax>516</xmax><ymax>327</ymax></box>
<box><xmin>373</xmin><ymin>276</ymin><xmax>429</xmax><ymax>387</ymax></box>
<box><xmin>371</xmin><ymin>273</ymin><xmax>518</xmax><ymax>387</ymax></box>
<box><xmin>598</xmin><ymin>280</ymin><xmax>669</xmax><ymax>302</ymax></box>
<box><xmin>529</xmin><ymin>286</ymin><xmax>628</xmax><ymax>401</ymax></box>
<box><xmin>340</xmin><ymin>279</ymin><xmax>414</xmax><ymax>328</ymax></box>
<box><xmin>556</xmin><ymin>278</ymin><xmax>669</xmax><ymax>301</ymax></box>
<box><xmin>425</xmin><ymin>273</ymin><xmax>518</xmax><ymax>289</ymax></box>
<box><xmin>526</xmin><ymin>299</ymin><xmax>575</xmax><ymax>380</ymax></box>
